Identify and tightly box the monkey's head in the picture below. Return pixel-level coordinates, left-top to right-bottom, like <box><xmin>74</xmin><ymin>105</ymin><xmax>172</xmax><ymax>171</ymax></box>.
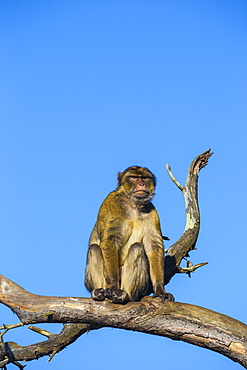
<box><xmin>117</xmin><ymin>166</ymin><xmax>156</xmax><ymax>206</ymax></box>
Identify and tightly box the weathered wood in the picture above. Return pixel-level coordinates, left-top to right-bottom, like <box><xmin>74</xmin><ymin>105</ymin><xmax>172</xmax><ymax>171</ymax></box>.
<box><xmin>165</xmin><ymin>149</ymin><xmax>213</xmax><ymax>283</ymax></box>
<box><xmin>1</xmin><ymin>150</ymin><xmax>246</xmax><ymax>368</ymax></box>
<box><xmin>0</xmin><ymin>323</ymin><xmax>98</xmax><ymax>364</ymax></box>
<box><xmin>0</xmin><ymin>275</ymin><xmax>246</xmax><ymax>367</ymax></box>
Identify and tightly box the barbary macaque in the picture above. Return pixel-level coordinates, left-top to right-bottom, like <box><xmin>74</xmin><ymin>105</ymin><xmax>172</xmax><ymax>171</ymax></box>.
<box><xmin>85</xmin><ymin>166</ymin><xmax>174</xmax><ymax>304</ymax></box>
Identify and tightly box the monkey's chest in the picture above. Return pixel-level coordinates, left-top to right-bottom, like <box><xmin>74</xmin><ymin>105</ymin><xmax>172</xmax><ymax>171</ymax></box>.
<box><xmin>119</xmin><ymin>216</ymin><xmax>154</xmax><ymax>266</ymax></box>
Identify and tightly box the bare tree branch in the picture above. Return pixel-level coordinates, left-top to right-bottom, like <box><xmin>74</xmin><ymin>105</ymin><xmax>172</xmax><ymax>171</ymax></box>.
<box><xmin>0</xmin><ymin>274</ymin><xmax>246</xmax><ymax>367</ymax></box>
<box><xmin>0</xmin><ymin>322</ymin><xmax>98</xmax><ymax>365</ymax></box>
<box><xmin>165</xmin><ymin>149</ymin><xmax>213</xmax><ymax>284</ymax></box>
<box><xmin>1</xmin><ymin>150</ymin><xmax>246</xmax><ymax>368</ymax></box>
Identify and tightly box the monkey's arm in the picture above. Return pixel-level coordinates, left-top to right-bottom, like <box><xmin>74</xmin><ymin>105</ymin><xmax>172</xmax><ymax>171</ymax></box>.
<box><xmin>144</xmin><ymin>211</ymin><xmax>174</xmax><ymax>301</ymax></box>
<box><xmin>92</xmin><ymin>193</ymin><xmax>124</xmax><ymax>289</ymax></box>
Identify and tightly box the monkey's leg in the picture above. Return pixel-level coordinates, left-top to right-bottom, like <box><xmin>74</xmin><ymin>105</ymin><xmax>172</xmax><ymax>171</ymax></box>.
<box><xmin>84</xmin><ymin>244</ymin><xmax>105</xmax><ymax>301</ymax></box>
<box><xmin>121</xmin><ymin>243</ymin><xmax>151</xmax><ymax>302</ymax></box>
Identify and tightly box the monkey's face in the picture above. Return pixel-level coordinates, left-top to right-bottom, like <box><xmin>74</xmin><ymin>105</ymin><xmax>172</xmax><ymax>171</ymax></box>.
<box><xmin>118</xmin><ymin>166</ymin><xmax>156</xmax><ymax>206</ymax></box>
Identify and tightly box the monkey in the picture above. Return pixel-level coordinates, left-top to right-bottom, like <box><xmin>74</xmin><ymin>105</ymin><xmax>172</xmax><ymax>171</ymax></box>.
<box><xmin>84</xmin><ymin>166</ymin><xmax>174</xmax><ymax>304</ymax></box>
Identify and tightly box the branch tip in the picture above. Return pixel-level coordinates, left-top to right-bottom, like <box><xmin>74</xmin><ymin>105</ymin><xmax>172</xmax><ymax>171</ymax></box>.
<box><xmin>179</xmin><ymin>262</ymin><xmax>208</xmax><ymax>275</ymax></box>
<box><xmin>0</xmin><ymin>323</ymin><xmax>24</xmax><ymax>331</ymax></box>
<box><xmin>0</xmin><ymin>323</ymin><xmax>24</xmax><ymax>340</ymax></box>
<box><xmin>166</xmin><ymin>164</ymin><xmax>184</xmax><ymax>191</ymax></box>
<box><xmin>191</xmin><ymin>149</ymin><xmax>213</xmax><ymax>174</ymax></box>
<box><xmin>0</xmin><ymin>358</ymin><xmax>8</xmax><ymax>368</ymax></box>
<box><xmin>48</xmin><ymin>350</ymin><xmax>57</xmax><ymax>362</ymax></box>
<box><xmin>28</xmin><ymin>326</ymin><xmax>54</xmax><ymax>338</ymax></box>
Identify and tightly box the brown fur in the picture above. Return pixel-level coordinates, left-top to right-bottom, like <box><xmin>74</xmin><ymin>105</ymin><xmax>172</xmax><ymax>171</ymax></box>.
<box><xmin>85</xmin><ymin>166</ymin><xmax>174</xmax><ymax>303</ymax></box>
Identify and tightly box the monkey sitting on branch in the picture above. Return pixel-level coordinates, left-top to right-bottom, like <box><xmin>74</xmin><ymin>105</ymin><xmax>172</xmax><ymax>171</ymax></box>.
<box><xmin>85</xmin><ymin>166</ymin><xmax>174</xmax><ymax>304</ymax></box>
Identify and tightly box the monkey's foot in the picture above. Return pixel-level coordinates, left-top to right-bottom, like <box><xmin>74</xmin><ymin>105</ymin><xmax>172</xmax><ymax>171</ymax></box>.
<box><xmin>153</xmin><ymin>292</ymin><xmax>175</xmax><ymax>302</ymax></box>
<box><xmin>112</xmin><ymin>289</ymin><xmax>130</xmax><ymax>304</ymax></box>
<box><xmin>91</xmin><ymin>288</ymin><xmax>105</xmax><ymax>301</ymax></box>
<box><xmin>104</xmin><ymin>288</ymin><xmax>130</xmax><ymax>304</ymax></box>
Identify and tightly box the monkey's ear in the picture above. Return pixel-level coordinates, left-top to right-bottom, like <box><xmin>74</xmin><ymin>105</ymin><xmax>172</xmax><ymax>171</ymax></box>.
<box><xmin>117</xmin><ymin>172</ymin><xmax>123</xmax><ymax>185</ymax></box>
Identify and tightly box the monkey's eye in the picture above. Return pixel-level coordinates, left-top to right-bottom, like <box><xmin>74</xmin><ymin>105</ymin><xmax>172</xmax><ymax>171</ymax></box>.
<box><xmin>129</xmin><ymin>176</ymin><xmax>152</xmax><ymax>181</ymax></box>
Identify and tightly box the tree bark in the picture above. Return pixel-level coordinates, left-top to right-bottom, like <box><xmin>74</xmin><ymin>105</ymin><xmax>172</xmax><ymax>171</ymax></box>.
<box><xmin>165</xmin><ymin>149</ymin><xmax>212</xmax><ymax>283</ymax></box>
<box><xmin>1</xmin><ymin>150</ymin><xmax>246</xmax><ymax>368</ymax></box>
<box><xmin>0</xmin><ymin>275</ymin><xmax>246</xmax><ymax>368</ymax></box>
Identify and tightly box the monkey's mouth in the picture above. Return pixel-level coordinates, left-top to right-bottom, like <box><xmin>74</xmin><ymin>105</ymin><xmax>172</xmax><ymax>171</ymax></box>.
<box><xmin>133</xmin><ymin>190</ymin><xmax>148</xmax><ymax>198</ymax></box>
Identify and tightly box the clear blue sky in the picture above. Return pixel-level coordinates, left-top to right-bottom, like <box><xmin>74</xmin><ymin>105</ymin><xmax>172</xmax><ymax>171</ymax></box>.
<box><xmin>0</xmin><ymin>1</ymin><xmax>246</xmax><ymax>369</ymax></box>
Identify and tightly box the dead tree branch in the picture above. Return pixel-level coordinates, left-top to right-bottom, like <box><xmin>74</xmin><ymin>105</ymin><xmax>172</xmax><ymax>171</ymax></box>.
<box><xmin>0</xmin><ymin>275</ymin><xmax>246</xmax><ymax>367</ymax></box>
<box><xmin>165</xmin><ymin>148</ymin><xmax>213</xmax><ymax>284</ymax></box>
<box><xmin>1</xmin><ymin>150</ymin><xmax>246</xmax><ymax>368</ymax></box>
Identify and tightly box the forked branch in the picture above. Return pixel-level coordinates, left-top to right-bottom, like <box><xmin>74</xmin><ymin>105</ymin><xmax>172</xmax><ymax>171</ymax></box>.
<box><xmin>0</xmin><ymin>275</ymin><xmax>246</xmax><ymax>368</ymax></box>
<box><xmin>1</xmin><ymin>150</ymin><xmax>245</xmax><ymax>369</ymax></box>
<box><xmin>165</xmin><ymin>149</ymin><xmax>213</xmax><ymax>284</ymax></box>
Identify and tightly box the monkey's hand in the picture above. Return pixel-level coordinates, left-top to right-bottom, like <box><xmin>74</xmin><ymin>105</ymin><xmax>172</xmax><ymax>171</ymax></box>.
<box><xmin>104</xmin><ymin>288</ymin><xmax>130</xmax><ymax>304</ymax></box>
<box><xmin>153</xmin><ymin>292</ymin><xmax>175</xmax><ymax>302</ymax></box>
